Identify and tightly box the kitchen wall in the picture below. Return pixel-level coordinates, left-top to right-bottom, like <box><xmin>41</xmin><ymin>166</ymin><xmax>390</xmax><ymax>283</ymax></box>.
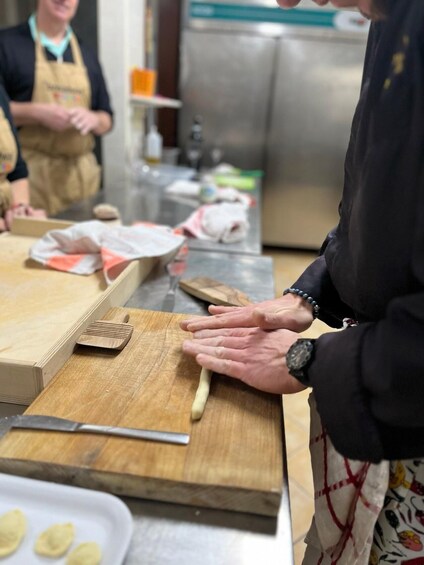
<box><xmin>98</xmin><ymin>0</ymin><xmax>145</xmax><ymax>197</ymax></box>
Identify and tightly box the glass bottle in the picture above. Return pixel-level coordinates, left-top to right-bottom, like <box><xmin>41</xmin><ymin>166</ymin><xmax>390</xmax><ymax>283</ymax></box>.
<box><xmin>186</xmin><ymin>115</ymin><xmax>204</xmax><ymax>171</ymax></box>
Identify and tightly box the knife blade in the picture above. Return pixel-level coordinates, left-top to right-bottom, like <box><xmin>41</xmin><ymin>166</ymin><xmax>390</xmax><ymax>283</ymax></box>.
<box><xmin>161</xmin><ymin>243</ymin><xmax>188</xmax><ymax>312</ymax></box>
<box><xmin>0</xmin><ymin>415</ymin><xmax>189</xmax><ymax>446</ymax></box>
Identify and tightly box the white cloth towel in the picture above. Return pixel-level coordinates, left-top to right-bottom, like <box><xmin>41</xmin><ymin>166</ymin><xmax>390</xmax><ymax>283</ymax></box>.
<box><xmin>165</xmin><ymin>180</ymin><xmax>252</xmax><ymax>207</ymax></box>
<box><xmin>30</xmin><ymin>220</ymin><xmax>185</xmax><ymax>284</ymax></box>
<box><xmin>179</xmin><ymin>202</ymin><xmax>249</xmax><ymax>243</ymax></box>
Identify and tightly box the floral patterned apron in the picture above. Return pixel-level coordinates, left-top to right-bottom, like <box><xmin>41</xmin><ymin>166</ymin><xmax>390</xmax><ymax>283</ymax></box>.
<box><xmin>303</xmin><ymin>396</ymin><xmax>424</xmax><ymax>564</ymax></box>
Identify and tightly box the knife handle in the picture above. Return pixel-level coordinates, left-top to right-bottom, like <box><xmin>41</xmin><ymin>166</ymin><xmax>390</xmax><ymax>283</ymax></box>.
<box><xmin>79</xmin><ymin>424</ymin><xmax>189</xmax><ymax>446</ymax></box>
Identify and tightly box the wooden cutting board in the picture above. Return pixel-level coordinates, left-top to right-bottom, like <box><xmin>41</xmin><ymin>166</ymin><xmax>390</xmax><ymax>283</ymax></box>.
<box><xmin>179</xmin><ymin>276</ymin><xmax>252</xmax><ymax>306</ymax></box>
<box><xmin>0</xmin><ymin>308</ymin><xmax>283</xmax><ymax>516</ymax></box>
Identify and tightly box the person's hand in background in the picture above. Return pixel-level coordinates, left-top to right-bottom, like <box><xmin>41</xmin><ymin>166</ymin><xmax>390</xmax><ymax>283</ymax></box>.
<box><xmin>68</xmin><ymin>107</ymin><xmax>100</xmax><ymax>136</ymax></box>
<box><xmin>3</xmin><ymin>204</ymin><xmax>46</xmax><ymax>231</ymax></box>
<box><xmin>277</xmin><ymin>0</ymin><xmax>329</xmax><ymax>6</ymax></box>
<box><xmin>37</xmin><ymin>103</ymin><xmax>72</xmax><ymax>131</ymax></box>
<box><xmin>276</xmin><ymin>0</ymin><xmax>380</xmax><ymax>18</ymax></box>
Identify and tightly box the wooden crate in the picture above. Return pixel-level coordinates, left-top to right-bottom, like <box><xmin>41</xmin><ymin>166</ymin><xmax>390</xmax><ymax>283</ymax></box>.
<box><xmin>0</xmin><ymin>218</ymin><xmax>157</xmax><ymax>405</ymax></box>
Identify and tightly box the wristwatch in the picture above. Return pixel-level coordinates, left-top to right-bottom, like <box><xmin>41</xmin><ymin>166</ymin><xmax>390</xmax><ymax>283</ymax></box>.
<box><xmin>286</xmin><ymin>338</ymin><xmax>316</xmax><ymax>387</ymax></box>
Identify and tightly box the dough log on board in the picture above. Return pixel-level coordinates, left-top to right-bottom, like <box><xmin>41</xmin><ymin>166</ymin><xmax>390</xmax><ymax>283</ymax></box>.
<box><xmin>191</xmin><ymin>367</ymin><xmax>212</xmax><ymax>421</ymax></box>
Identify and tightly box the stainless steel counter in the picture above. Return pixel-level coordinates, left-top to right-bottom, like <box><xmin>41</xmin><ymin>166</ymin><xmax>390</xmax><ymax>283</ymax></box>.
<box><xmin>55</xmin><ymin>174</ymin><xmax>262</xmax><ymax>256</ymax></box>
<box><xmin>124</xmin><ymin>491</ymin><xmax>292</xmax><ymax>565</ymax></box>
<box><xmin>126</xmin><ymin>249</ymin><xmax>272</xmax><ymax>314</ymax></box>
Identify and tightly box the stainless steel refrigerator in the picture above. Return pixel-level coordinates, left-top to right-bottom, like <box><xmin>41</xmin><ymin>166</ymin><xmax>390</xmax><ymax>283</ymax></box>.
<box><xmin>178</xmin><ymin>0</ymin><xmax>369</xmax><ymax>249</ymax></box>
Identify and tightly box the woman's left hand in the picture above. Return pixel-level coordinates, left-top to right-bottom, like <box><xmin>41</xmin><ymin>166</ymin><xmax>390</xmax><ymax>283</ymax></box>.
<box><xmin>68</xmin><ymin>107</ymin><xmax>100</xmax><ymax>135</ymax></box>
<box><xmin>182</xmin><ymin>326</ymin><xmax>306</xmax><ymax>395</ymax></box>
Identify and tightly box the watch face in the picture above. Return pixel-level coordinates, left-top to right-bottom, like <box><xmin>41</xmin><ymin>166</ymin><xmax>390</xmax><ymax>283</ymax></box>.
<box><xmin>287</xmin><ymin>340</ymin><xmax>314</xmax><ymax>371</ymax></box>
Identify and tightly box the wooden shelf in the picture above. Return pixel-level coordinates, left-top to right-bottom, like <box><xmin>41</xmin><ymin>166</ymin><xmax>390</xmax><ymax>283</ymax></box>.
<box><xmin>130</xmin><ymin>94</ymin><xmax>182</xmax><ymax>109</ymax></box>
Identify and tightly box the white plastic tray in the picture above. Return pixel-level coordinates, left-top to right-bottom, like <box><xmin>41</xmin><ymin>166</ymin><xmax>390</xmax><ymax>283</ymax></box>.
<box><xmin>0</xmin><ymin>473</ymin><xmax>133</xmax><ymax>565</ymax></box>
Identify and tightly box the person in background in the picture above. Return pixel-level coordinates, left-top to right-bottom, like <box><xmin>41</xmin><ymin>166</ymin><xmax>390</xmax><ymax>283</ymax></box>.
<box><xmin>0</xmin><ymin>0</ymin><xmax>113</xmax><ymax>216</ymax></box>
<box><xmin>182</xmin><ymin>0</ymin><xmax>424</xmax><ymax>563</ymax></box>
<box><xmin>0</xmin><ymin>83</ymin><xmax>44</xmax><ymax>232</ymax></box>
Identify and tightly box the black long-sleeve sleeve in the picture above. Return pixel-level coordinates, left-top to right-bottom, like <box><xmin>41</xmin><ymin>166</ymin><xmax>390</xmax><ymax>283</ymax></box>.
<box><xmin>286</xmin><ymin>3</ymin><xmax>424</xmax><ymax>463</ymax></box>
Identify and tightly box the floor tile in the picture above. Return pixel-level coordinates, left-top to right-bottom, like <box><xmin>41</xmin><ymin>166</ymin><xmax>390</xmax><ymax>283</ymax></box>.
<box><xmin>283</xmin><ymin>390</ymin><xmax>311</xmax><ymax>426</ymax></box>
<box><xmin>293</xmin><ymin>538</ymin><xmax>307</xmax><ymax>565</ymax></box>
<box><xmin>288</xmin><ymin>446</ymin><xmax>314</xmax><ymax>498</ymax></box>
<box><xmin>288</xmin><ymin>479</ymin><xmax>314</xmax><ymax>543</ymax></box>
<box><xmin>284</xmin><ymin>414</ymin><xmax>309</xmax><ymax>457</ymax></box>
<box><xmin>264</xmin><ymin>248</ymin><xmax>319</xmax><ymax>560</ymax></box>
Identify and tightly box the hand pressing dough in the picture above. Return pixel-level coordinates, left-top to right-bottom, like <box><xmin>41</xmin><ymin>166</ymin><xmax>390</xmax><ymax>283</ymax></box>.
<box><xmin>66</xmin><ymin>541</ymin><xmax>102</xmax><ymax>565</ymax></box>
<box><xmin>191</xmin><ymin>367</ymin><xmax>212</xmax><ymax>420</ymax></box>
<box><xmin>34</xmin><ymin>522</ymin><xmax>75</xmax><ymax>557</ymax></box>
<box><xmin>0</xmin><ymin>509</ymin><xmax>26</xmax><ymax>557</ymax></box>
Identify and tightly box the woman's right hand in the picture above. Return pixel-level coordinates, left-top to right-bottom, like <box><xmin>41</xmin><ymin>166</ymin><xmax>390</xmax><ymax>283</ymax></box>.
<box><xmin>180</xmin><ymin>293</ymin><xmax>314</xmax><ymax>334</ymax></box>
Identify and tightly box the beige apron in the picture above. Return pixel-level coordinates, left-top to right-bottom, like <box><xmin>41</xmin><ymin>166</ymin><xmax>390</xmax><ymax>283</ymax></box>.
<box><xmin>19</xmin><ymin>33</ymin><xmax>100</xmax><ymax>215</ymax></box>
<box><xmin>0</xmin><ymin>107</ymin><xmax>18</xmax><ymax>218</ymax></box>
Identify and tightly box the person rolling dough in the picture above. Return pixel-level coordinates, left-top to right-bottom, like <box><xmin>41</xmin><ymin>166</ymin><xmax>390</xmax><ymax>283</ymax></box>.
<box><xmin>0</xmin><ymin>0</ymin><xmax>113</xmax><ymax>215</ymax></box>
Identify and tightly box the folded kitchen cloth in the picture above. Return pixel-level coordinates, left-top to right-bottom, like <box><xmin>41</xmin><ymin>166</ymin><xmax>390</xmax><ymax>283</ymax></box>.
<box><xmin>29</xmin><ymin>220</ymin><xmax>185</xmax><ymax>284</ymax></box>
<box><xmin>165</xmin><ymin>179</ymin><xmax>200</xmax><ymax>198</ymax></box>
<box><xmin>179</xmin><ymin>202</ymin><xmax>249</xmax><ymax>243</ymax></box>
<box><xmin>216</xmin><ymin>187</ymin><xmax>253</xmax><ymax>207</ymax></box>
<box><xmin>165</xmin><ymin>180</ymin><xmax>253</xmax><ymax>207</ymax></box>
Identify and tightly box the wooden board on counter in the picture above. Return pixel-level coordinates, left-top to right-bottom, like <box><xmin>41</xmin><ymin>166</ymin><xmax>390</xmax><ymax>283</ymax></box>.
<box><xmin>179</xmin><ymin>276</ymin><xmax>252</xmax><ymax>306</ymax></box>
<box><xmin>0</xmin><ymin>308</ymin><xmax>284</xmax><ymax>516</ymax></box>
<box><xmin>0</xmin><ymin>218</ymin><xmax>157</xmax><ymax>405</ymax></box>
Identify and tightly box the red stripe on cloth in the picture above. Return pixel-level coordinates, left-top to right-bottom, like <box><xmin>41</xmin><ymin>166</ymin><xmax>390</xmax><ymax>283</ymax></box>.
<box><xmin>315</xmin><ymin>477</ymin><xmax>353</xmax><ymax>499</ymax></box>
<box><xmin>310</xmin><ymin>431</ymin><xmax>326</xmax><ymax>445</ymax></box>
<box><xmin>101</xmin><ymin>247</ymin><xmax>127</xmax><ymax>281</ymax></box>
<box><xmin>331</xmin><ymin>464</ymin><xmax>376</xmax><ymax>564</ymax></box>
<box><xmin>47</xmin><ymin>254</ymin><xmax>85</xmax><ymax>272</ymax></box>
<box><xmin>344</xmin><ymin>459</ymin><xmax>369</xmax><ymax>489</ymax></box>
<box><xmin>322</xmin><ymin>430</ymin><xmax>345</xmax><ymax>532</ymax></box>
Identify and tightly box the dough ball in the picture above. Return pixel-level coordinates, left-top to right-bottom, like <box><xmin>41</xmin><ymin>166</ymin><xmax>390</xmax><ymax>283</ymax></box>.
<box><xmin>0</xmin><ymin>509</ymin><xmax>26</xmax><ymax>557</ymax></box>
<box><xmin>66</xmin><ymin>541</ymin><xmax>102</xmax><ymax>565</ymax></box>
<box><xmin>34</xmin><ymin>522</ymin><xmax>75</xmax><ymax>557</ymax></box>
<box><xmin>93</xmin><ymin>203</ymin><xmax>121</xmax><ymax>221</ymax></box>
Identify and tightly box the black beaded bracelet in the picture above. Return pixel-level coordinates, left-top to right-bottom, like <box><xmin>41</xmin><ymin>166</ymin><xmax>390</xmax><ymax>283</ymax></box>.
<box><xmin>283</xmin><ymin>287</ymin><xmax>320</xmax><ymax>319</ymax></box>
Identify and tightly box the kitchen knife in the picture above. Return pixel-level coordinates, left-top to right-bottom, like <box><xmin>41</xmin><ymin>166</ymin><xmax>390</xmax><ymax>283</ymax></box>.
<box><xmin>0</xmin><ymin>415</ymin><xmax>189</xmax><ymax>446</ymax></box>
<box><xmin>161</xmin><ymin>244</ymin><xmax>188</xmax><ymax>312</ymax></box>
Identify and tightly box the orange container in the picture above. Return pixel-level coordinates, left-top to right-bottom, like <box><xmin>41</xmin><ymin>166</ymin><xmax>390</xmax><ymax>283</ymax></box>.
<box><xmin>131</xmin><ymin>68</ymin><xmax>157</xmax><ymax>97</ymax></box>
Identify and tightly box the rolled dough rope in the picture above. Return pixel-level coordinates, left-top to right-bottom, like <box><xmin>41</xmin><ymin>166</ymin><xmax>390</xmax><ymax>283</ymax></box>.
<box><xmin>191</xmin><ymin>367</ymin><xmax>212</xmax><ymax>421</ymax></box>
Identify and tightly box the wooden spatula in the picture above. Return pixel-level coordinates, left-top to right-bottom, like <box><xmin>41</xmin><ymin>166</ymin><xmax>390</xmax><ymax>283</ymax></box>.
<box><xmin>76</xmin><ymin>308</ymin><xmax>134</xmax><ymax>350</ymax></box>
<box><xmin>179</xmin><ymin>276</ymin><xmax>252</xmax><ymax>307</ymax></box>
